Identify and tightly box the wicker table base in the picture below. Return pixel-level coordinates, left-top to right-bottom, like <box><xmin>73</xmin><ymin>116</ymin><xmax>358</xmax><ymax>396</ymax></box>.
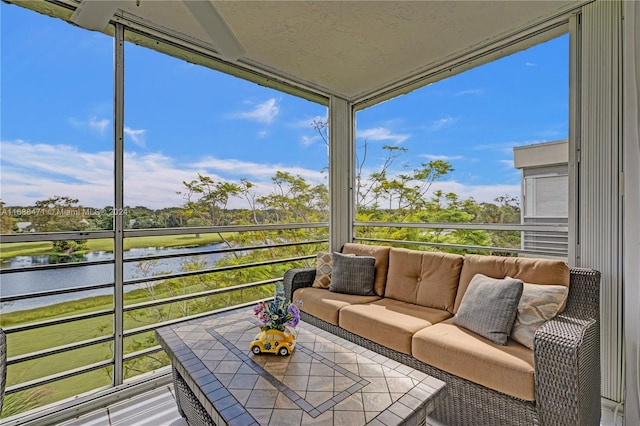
<box><xmin>157</xmin><ymin>308</ymin><xmax>446</xmax><ymax>426</ymax></box>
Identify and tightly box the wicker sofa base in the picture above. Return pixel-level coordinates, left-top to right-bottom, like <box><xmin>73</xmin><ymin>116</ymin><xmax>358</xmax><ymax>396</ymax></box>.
<box><xmin>299</xmin><ymin>311</ymin><xmax>538</xmax><ymax>426</ymax></box>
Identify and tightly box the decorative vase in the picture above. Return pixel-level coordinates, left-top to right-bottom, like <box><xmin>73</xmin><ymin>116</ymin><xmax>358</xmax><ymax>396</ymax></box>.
<box><xmin>249</xmin><ymin>327</ymin><xmax>296</xmax><ymax>356</ymax></box>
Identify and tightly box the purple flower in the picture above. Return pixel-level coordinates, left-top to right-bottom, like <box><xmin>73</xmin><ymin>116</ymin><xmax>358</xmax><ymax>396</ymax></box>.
<box><xmin>287</xmin><ymin>304</ymin><xmax>300</xmax><ymax>327</ymax></box>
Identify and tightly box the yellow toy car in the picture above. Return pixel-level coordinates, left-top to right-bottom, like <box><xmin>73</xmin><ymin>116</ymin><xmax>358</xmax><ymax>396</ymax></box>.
<box><xmin>250</xmin><ymin>329</ymin><xmax>296</xmax><ymax>356</ymax></box>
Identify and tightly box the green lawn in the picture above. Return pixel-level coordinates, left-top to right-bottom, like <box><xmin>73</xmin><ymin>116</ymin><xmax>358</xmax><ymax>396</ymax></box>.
<box><xmin>0</xmin><ymin>272</ymin><xmax>276</xmax><ymax>416</ymax></box>
<box><xmin>0</xmin><ymin>233</ymin><xmax>226</xmax><ymax>261</ymax></box>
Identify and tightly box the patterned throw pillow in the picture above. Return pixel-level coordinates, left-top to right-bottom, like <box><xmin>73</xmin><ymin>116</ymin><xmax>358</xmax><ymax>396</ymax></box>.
<box><xmin>510</xmin><ymin>282</ymin><xmax>569</xmax><ymax>349</ymax></box>
<box><xmin>453</xmin><ymin>274</ymin><xmax>523</xmax><ymax>345</ymax></box>
<box><xmin>312</xmin><ymin>252</ymin><xmax>333</xmax><ymax>288</ymax></box>
<box><xmin>329</xmin><ymin>252</ymin><xmax>376</xmax><ymax>296</ymax></box>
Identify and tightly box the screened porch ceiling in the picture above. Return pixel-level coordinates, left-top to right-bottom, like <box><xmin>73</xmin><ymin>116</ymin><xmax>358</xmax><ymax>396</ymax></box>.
<box><xmin>70</xmin><ymin>0</ymin><xmax>586</xmax><ymax>102</ymax></box>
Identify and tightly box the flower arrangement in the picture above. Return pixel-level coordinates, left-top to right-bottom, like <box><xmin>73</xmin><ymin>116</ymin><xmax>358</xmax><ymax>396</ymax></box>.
<box><xmin>253</xmin><ymin>282</ymin><xmax>302</xmax><ymax>331</ymax></box>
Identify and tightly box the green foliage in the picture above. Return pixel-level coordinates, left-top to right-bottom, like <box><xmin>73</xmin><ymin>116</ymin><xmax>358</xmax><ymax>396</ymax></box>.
<box><xmin>0</xmin><ymin>202</ymin><xmax>16</xmax><ymax>234</ymax></box>
<box><xmin>52</xmin><ymin>239</ymin><xmax>88</xmax><ymax>254</ymax></box>
<box><xmin>180</xmin><ymin>174</ymin><xmax>242</xmax><ymax>226</ymax></box>
<box><xmin>25</xmin><ymin>196</ymin><xmax>88</xmax><ymax>232</ymax></box>
<box><xmin>1</xmin><ymin>387</ymin><xmax>53</xmax><ymax>418</ymax></box>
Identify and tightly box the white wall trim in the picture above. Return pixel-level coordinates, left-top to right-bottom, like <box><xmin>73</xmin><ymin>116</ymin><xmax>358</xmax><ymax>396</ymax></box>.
<box><xmin>328</xmin><ymin>96</ymin><xmax>354</xmax><ymax>252</ymax></box>
<box><xmin>578</xmin><ymin>0</ymin><xmax>624</xmax><ymax>403</ymax></box>
<box><xmin>623</xmin><ymin>0</ymin><xmax>640</xmax><ymax>423</ymax></box>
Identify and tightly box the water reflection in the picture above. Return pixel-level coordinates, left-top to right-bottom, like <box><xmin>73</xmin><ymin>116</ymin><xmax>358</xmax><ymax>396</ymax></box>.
<box><xmin>0</xmin><ymin>244</ymin><xmax>226</xmax><ymax>313</ymax></box>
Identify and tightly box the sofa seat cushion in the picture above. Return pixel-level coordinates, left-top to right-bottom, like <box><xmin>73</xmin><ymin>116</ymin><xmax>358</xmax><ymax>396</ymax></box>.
<box><xmin>293</xmin><ymin>287</ymin><xmax>381</xmax><ymax>325</ymax></box>
<box><xmin>339</xmin><ymin>298</ymin><xmax>452</xmax><ymax>355</ymax></box>
<box><xmin>412</xmin><ymin>319</ymin><xmax>535</xmax><ymax>401</ymax></box>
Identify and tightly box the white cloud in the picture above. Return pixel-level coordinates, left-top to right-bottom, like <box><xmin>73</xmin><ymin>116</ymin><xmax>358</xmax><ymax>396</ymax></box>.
<box><xmin>0</xmin><ymin>140</ymin><xmax>114</xmax><ymax>207</ymax></box>
<box><xmin>455</xmin><ymin>89</ymin><xmax>484</xmax><ymax>96</ymax></box>
<box><xmin>430</xmin><ymin>116</ymin><xmax>456</xmax><ymax>131</ymax></box>
<box><xmin>69</xmin><ymin>116</ymin><xmax>110</xmax><ymax>135</ymax></box>
<box><xmin>499</xmin><ymin>159</ymin><xmax>515</xmax><ymax>169</ymax></box>
<box><xmin>431</xmin><ymin>181</ymin><xmax>520</xmax><ymax>203</ymax></box>
<box><xmin>525</xmin><ymin>62</ymin><xmax>538</xmax><ymax>67</ymax></box>
<box><xmin>0</xmin><ymin>140</ymin><xmax>326</xmax><ymax>210</ymax></box>
<box><xmin>421</xmin><ymin>154</ymin><xmax>463</xmax><ymax>161</ymax></box>
<box><xmin>89</xmin><ymin>117</ymin><xmax>110</xmax><ymax>134</ymax></box>
<box><xmin>234</xmin><ymin>98</ymin><xmax>280</xmax><ymax>124</ymax></box>
<box><xmin>301</xmin><ymin>135</ymin><xmax>323</xmax><ymax>146</ymax></box>
<box><xmin>358</xmin><ymin>127</ymin><xmax>410</xmax><ymax>144</ymax></box>
<box><xmin>1</xmin><ymin>140</ymin><xmax>519</xmax><ymax>211</ymax></box>
<box><xmin>474</xmin><ymin>140</ymin><xmax>545</xmax><ymax>155</ymax></box>
<box><xmin>191</xmin><ymin>156</ymin><xmax>325</xmax><ymax>183</ymax></box>
<box><xmin>258</xmin><ymin>130</ymin><xmax>269</xmax><ymax>138</ymax></box>
<box><xmin>124</xmin><ymin>127</ymin><xmax>146</xmax><ymax>147</ymax></box>
<box><xmin>294</xmin><ymin>115</ymin><xmax>327</xmax><ymax>129</ymax></box>
<box><xmin>356</xmin><ymin>174</ymin><xmax>519</xmax><ymax>205</ymax></box>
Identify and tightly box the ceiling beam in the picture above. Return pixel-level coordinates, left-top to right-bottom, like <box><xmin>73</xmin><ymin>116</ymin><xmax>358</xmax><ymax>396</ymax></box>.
<box><xmin>183</xmin><ymin>0</ymin><xmax>245</xmax><ymax>61</ymax></box>
<box><xmin>71</xmin><ymin>0</ymin><xmax>125</xmax><ymax>31</ymax></box>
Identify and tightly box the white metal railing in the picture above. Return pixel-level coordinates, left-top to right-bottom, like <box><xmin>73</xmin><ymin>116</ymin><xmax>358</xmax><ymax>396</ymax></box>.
<box><xmin>0</xmin><ymin>223</ymin><xmax>328</xmax><ymax>423</ymax></box>
<box><xmin>0</xmin><ymin>219</ymin><xmax>570</xmax><ymax>423</ymax></box>
<box><xmin>354</xmin><ymin>221</ymin><xmax>569</xmax><ymax>257</ymax></box>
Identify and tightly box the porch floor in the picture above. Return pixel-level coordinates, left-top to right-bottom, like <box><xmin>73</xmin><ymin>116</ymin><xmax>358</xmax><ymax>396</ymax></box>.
<box><xmin>57</xmin><ymin>386</ymin><xmax>187</xmax><ymax>426</ymax></box>
<box><xmin>54</xmin><ymin>385</ymin><xmax>621</xmax><ymax>426</ymax></box>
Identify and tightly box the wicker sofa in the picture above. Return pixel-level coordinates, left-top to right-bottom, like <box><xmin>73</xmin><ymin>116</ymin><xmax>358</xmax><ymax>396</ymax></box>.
<box><xmin>284</xmin><ymin>243</ymin><xmax>601</xmax><ymax>426</ymax></box>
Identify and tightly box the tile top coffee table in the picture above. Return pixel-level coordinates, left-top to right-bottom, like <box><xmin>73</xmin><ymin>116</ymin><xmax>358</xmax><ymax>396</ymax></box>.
<box><xmin>156</xmin><ymin>308</ymin><xmax>446</xmax><ymax>426</ymax></box>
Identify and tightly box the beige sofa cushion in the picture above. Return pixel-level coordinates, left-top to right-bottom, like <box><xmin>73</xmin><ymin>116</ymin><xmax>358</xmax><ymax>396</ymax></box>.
<box><xmin>339</xmin><ymin>298</ymin><xmax>452</xmax><ymax>355</ymax></box>
<box><xmin>342</xmin><ymin>243</ymin><xmax>391</xmax><ymax>296</ymax></box>
<box><xmin>293</xmin><ymin>287</ymin><xmax>380</xmax><ymax>325</ymax></box>
<box><xmin>385</xmin><ymin>248</ymin><xmax>463</xmax><ymax>313</ymax></box>
<box><xmin>454</xmin><ymin>254</ymin><xmax>570</xmax><ymax>313</ymax></box>
<box><xmin>412</xmin><ymin>319</ymin><xmax>536</xmax><ymax>401</ymax></box>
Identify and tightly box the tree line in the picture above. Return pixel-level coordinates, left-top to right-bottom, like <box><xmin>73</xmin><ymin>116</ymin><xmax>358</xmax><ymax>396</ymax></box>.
<box><xmin>1</xmin><ymin>127</ymin><xmax>521</xmax><ymax>254</ymax></box>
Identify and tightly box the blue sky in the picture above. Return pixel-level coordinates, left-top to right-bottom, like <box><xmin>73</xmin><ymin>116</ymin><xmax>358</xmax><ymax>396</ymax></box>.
<box><xmin>1</xmin><ymin>3</ymin><xmax>568</xmax><ymax>210</ymax></box>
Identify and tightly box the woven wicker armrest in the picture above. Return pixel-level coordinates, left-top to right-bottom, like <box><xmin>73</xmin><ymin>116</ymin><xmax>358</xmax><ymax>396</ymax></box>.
<box><xmin>283</xmin><ymin>267</ymin><xmax>316</xmax><ymax>302</ymax></box>
<box><xmin>533</xmin><ymin>314</ymin><xmax>601</xmax><ymax>426</ymax></box>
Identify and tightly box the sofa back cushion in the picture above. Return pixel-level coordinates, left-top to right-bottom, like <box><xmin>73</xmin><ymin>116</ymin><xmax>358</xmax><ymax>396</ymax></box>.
<box><xmin>342</xmin><ymin>243</ymin><xmax>391</xmax><ymax>296</ymax></box>
<box><xmin>454</xmin><ymin>254</ymin><xmax>570</xmax><ymax>313</ymax></box>
<box><xmin>385</xmin><ymin>248</ymin><xmax>463</xmax><ymax>313</ymax></box>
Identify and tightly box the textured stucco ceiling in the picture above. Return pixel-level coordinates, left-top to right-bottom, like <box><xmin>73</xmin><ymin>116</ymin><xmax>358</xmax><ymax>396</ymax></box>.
<box><xmin>77</xmin><ymin>0</ymin><xmax>583</xmax><ymax>100</ymax></box>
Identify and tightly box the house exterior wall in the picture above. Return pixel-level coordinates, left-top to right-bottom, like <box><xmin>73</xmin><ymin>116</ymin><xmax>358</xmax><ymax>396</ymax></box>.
<box><xmin>514</xmin><ymin>141</ymin><xmax>569</xmax><ymax>258</ymax></box>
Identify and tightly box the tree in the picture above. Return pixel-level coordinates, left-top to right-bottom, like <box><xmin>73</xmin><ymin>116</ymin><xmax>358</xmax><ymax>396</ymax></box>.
<box><xmin>475</xmin><ymin>195</ymin><xmax>521</xmax><ymax>253</ymax></box>
<box><xmin>257</xmin><ymin>171</ymin><xmax>328</xmax><ymax>223</ymax></box>
<box><xmin>31</xmin><ymin>196</ymin><xmax>89</xmax><ymax>232</ymax></box>
<box><xmin>29</xmin><ymin>196</ymin><xmax>89</xmax><ymax>254</ymax></box>
<box><xmin>180</xmin><ymin>174</ymin><xmax>242</xmax><ymax>227</ymax></box>
<box><xmin>0</xmin><ymin>201</ymin><xmax>16</xmax><ymax>234</ymax></box>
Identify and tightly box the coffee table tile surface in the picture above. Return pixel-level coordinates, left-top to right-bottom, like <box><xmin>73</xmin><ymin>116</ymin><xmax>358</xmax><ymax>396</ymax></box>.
<box><xmin>157</xmin><ymin>308</ymin><xmax>446</xmax><ymax>426</ymax></box>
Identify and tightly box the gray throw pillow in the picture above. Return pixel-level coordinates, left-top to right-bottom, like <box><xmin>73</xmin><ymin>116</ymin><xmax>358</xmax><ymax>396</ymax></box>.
<box><xmin>453</xmin><ymin>274</ymin><xmax>523</xmax><ymax>345</ymax></box>
<box><xmin>329</xmin><ymin>252</ymin><xmax>376</xmax><ymax>296</ymax></box>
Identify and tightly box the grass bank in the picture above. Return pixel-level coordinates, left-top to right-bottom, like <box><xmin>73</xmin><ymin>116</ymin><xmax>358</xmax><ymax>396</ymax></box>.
<box><xmin>0</xmin><ymin>233</ymin><xmax>227</xmax><ymax>261</ymax></box>
<box><xmin>1</xmin><ymin>274</ymin><xmax>275</xmax><ymax>417</ymax></box>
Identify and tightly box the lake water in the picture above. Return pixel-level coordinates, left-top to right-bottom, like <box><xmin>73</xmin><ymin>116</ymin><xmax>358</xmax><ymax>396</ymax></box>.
<box><xmin>0</xmin><ymin>244</ymin><xmax>227</xmax><ymax>313</ymax></box>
